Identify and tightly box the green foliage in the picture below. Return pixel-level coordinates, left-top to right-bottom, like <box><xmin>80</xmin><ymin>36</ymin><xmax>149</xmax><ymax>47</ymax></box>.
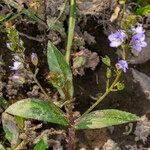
<box><xmin>3</xmin><ymin>0</ymin><xmax>23</xmax><ymax>11</ymax></box>
<box><xmin>75</xmin><ymin>109</ymin><xmax>139</xmax><ymax>130</ymax></box>
<box><xmin>15</xmin><ymin>116</ymin><xmax>25</xmax><ymax>130</ymax></box>
<box><xmin>73</xmin><ymin>56</ymin><xmax>86</xmax><ymax>68</ymax></box>
<box><xmin>5</xmin><ymin>98</ymin><xmax>69</xmax><ymax>126</ymax></box>
<box><xmin>0</xmin><ymin>13</ymin><xmax>12</xmax><ymax>22</ymax></box>
<box><xmin>106</xmin><ymin>67</ymin><xmax>112</xmax><ymax>79</ymax></box>
<box><xmin>34</xmin><ymin>139</ymin><xmax>47</xmax><ymax>150</ymax></box>
<box><xmin>0</xmin><ymin>97</ymin><xmax>8</xmax><ymax>109</ymax></box>
<box><xmin>47</xmin><ymin>41</ymin><xmax>74</xmax><ymax>100</ymax></box>
<box><xmin>0</xmin><ymin>144</ymin><xmax>5</xmax><ymax>150</ymax></box>
<box><xmin>121</xmin><ymin>14</ymin><xmax>137</xmax><ymax>30</ymax></box>
<box><xmin>6</xmin><ymin>25</ymin><xmax>24</xmax><ymax>53</ymax></box>
<box><xmin>2</xmin><ymin>113</ymin><xmax>20</xmax><ymax>148</ymax></box>
<box><xmin>116</xmin><ymin>82</ymin><xmax>125</xmax><ymax>91</ymax></box>
<box><xmin>136</xmin><ymin>5</ymin><xmax>150</xmax><ymax>16</ymax></box>
<box><xmin>66</xmin><ymin>0</ymin><xmax>76</xmax><ymax>63</ymax></box>
<box><xmin>135</xmin><ymin>0</ymin><xmax>150</xmax><ymax>6</ymax></box>
<box><xmin>102</xmin><ymin>55</ymin><xmax>111</xmax><ymax>67</ymax></box>
<box><xmin>119</xmin><ymin>0</ymin><xmax>126</xmax><ymax>5</ymax></box>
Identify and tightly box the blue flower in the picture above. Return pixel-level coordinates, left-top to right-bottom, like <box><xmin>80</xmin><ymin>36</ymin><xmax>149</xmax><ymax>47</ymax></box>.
<box><xmin>108</xmin><ymin>30</ymin><xmax>126</xmax><ymax>47</ymax></box>
<box><xmin>118</xmin><ymin>60</ymin><xmax>128</xmax><ymax>73</ymax></box>
<box><xmin>11</xmin><ymin>61</ymin><xmax>23</xmax><ymax>70</ymax></box>
<box><xmin>132</xmin><ymin>34</ymin><xmax>147</xmax><ymax>52</ymax></box>
<box><xmin>131</xmin><ymin>24</ymin><xmax>145</xmax><ymax>35</ymax></box>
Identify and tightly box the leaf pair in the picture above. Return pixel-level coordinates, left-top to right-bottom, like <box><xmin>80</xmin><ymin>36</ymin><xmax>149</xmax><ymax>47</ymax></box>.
<box><xmin>4</xmin><ymin>99</ymin><xmax>139</xmax><ymax>130</ymax></box>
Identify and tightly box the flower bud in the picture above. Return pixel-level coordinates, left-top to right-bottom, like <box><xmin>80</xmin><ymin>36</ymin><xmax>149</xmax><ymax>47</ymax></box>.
<box><xmin>31</xmin><ymin>53</ymin><xmax>38</xmax><ymax>66</ymax></box>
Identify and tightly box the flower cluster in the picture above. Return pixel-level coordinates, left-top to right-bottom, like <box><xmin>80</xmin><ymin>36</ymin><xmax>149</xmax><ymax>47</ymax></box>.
<box><xmin>108</xmin><ymin>24</ymin><xmax>147</xmax><ymax>52</ymax></box>
<box><xmin>108</xmin><ymin>24</ymin><xmax>147</xmax><ymax>73</ymax></box>
<box><xmin>131</xmin><ymin>24</ymin><xmax>147</xmax><ymax>52</ymax></box>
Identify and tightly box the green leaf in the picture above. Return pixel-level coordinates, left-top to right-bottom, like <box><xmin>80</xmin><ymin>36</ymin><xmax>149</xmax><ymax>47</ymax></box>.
<box><xmin>15</xmin><ymin>116</ymin><xmax>25</xmax><ymax>130</ymax></box>
<box><xmin>0</xmin><ymin>144</ymin><xmax>5</xmax><ymax>150</ymax></box>
<box><xmin>2</xmin><ymin>113</ymin><xmax>21</xmax><ymax>148</ymax></box>
<box><xmin>116</xmin><ymin>82</ymin><xmax>125</xmax><ymax>91</ymax></box>
<box><xmin>102</xmin><ymin>55</ymin><xmax>111</xmax><ymax>67</ymax></box>
<box><xmin>47</xmin><ymin>41</ymin><xmax>74</xmax><ymax>99</ymax></box>
<box><xmin>5</xmin><ymin>98</ymin><xmax>69</xmax><ymax>126</ymax></box>
<box><xmin>3</xmin><ymin>0</ymin><xmax>23</xmax><ymax>11</ymax></box>
<box><xmin>0</xmin><ymin>13</ymin><xmax>12</xmax><ymax>22</ymax></box>
<box><xmin>0</xmin><ymin>97</ymin><xmax>8</xmax><ymax>109</ymax></box>
<box><xmin>34</xmin><ymin>139</ymin><xmax>47</xmax><ymax>150</ymax></box>
<box><xmin>75</xmin><ymin>109</ymin><xmax>139</xmax><ymax>130</ymax></box>
<box><xmin>136</xmin><ymin>5</ymin><xmax>150</xmax><ymax>16</ymax></box>
<box><xmin>119</xmin><ymin>0</ymin><xmax>126</xmax><ymax>4</ymax></box>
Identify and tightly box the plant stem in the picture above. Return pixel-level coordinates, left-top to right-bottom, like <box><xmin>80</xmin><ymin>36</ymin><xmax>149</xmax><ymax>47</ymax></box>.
<box><xmin>67</xmin><ymin>103</ymin><xmax>75</xmax><ymax>150</ymax></box>
<box><xmin>80</xmin><ymin>70</ymin><xmax>122</xmax><ymax>118</ymax></box>
<box><xmin>106</xmin><ymin>78</ymin><xmax>110</xmax><ymax>91</ymax></box>
<box><xmin>28</xmin><ymin>67</ymin><xmax>51</xmax><ymax>101</ymax></box>
<box><xmin>66</xmin><ymin>0</ymin><xmax>76</xmax><ymax>148</ymax></box>
<box><xmin>66</xmin><ymin>0</ymin><xmax>76</xmax><ymax>64</ymax></box>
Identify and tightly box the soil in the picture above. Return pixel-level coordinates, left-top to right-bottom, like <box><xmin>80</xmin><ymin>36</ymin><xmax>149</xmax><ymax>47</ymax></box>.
<box><xmin>74</xmin><ymin>20</ymin><xmax>150</xmax><ymax>149</ymax></box>
<box><xmin>0</xmin><ymin>1</ymin><xmax>150</xmax><ymax>150</ymax></box>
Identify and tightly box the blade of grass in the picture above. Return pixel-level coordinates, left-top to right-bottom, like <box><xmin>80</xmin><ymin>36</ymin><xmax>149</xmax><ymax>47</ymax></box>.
<box><xmin>0</xmin><ymin>11</ymin><xmax>24</xmax><ymax>29</ymax></box>
<box><xmin>66</xmin><ymin>0</ymin><xmax>76</xmax><ymax>64</ymax></box>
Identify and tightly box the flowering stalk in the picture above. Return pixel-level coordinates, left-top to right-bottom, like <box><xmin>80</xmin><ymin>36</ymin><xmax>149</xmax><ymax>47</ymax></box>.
<box><xmin>27</xmin><ymin>65</ymin><xmax>51</xmax><ymax>102</ymax></box>
<box><xmin>80</xmin><ymin>70</ymin><xmax>122</xmax><ymax>119</ymax></box>
<box><xmin>66</xmin><ymin>0</ymin><xmax>76</xmax><ymax>149</ymax></box>
<box><xmin>80</xmin><ymin>24</ymin><xmax>147</xmax><ymax>120</ymax></box>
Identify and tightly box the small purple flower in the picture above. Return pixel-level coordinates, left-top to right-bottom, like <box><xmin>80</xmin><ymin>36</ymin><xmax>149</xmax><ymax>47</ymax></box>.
<box><xmin>11</xmin><ymin>61</ymin><xmax>23</xmax><ymax>70</ymax></box>
<box><xmin>31</xmin><ymin>53</ymin><xmax>37</xmax><ymax>59</ymax></box>
<box><xmin>108</xmin><ymin>30</ymin><xmax>126</xmax><ymax>47</ymax></box>
<box><xmin>132</xmin><ymin>34</ymin><xmax>147</xmax><ymax>52</ymax></box>
<box><xmin>118</xmin><ymin>60</ymin><xmax>128</xmax><ymax>73</ymax></box>
<box><xmin>31</xmin><ymin>53</ymin><xmax>38</xmax><ymax>66</ymax></box>
<box><xmin>131</xmin><ymin>24</ymin><xmax>145</xmax><ymax>35</ymax></box>
<box><xmin>12</xmin><ymin>75</ymin><xmax>20</xmax><ymax>80</ymax></box>
<box><xmin>12</xmin><ymin>75</ymin><xmax>25</xmax><ymax>84</ymax></box>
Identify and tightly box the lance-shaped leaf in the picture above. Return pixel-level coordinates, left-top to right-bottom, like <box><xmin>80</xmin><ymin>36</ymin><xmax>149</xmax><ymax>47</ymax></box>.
<box><xmin>5</xmin><ymin>99</ymin><xmax>69</xmax><ymax>126</ymax></box>
<box><xmin>136</xmin><ymin>5</ymin><xmax>150</xmax><ymax>16</ymax></box>
<box><xmin>0</xmin><ymin>144</ymin><xmax>5</xmax><ymax>150</ymax></box>
<box><xmin>75</xmin><ymin>109</ymin><xmax>139</xmax><ymax>130</ymax></box>
<box><xmin>47</xmin><ymin>41</ymin><xmax>73</xmax><ymax>99</ymax></box>
<box><xmin>34</xmin><ymin>138</ymin><xmax>47</xmax><ymax>150</ymax></box>
<box><xmin>0</xmin><ymin>97</ymin><xmax>8</xmax><ymax>109</ymax></box>
<box><xmin>2</xmin><ymin>113</ymin><xmax>21</xmax><ymax>148</ymax></box>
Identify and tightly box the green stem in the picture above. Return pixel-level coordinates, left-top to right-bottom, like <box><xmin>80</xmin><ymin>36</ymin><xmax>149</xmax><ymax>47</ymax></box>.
<box><xmin>28</xmin><ymin>67</ymin><xmax>51</xmax><ymax>101</ymax></box>
<box><xmin>80</xmin><ymin>70</ymin><xmax>122</xmax><ymax>118</ymax></box>
<box><xmin>106</xmin><ymin>78</ymin><xmax>110</xmax><ymax>91</ymax></box>
<box><xmin>66</xmin><ymin>0</ymin><xmax>76</xmax><ymax>64</ymax></box>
